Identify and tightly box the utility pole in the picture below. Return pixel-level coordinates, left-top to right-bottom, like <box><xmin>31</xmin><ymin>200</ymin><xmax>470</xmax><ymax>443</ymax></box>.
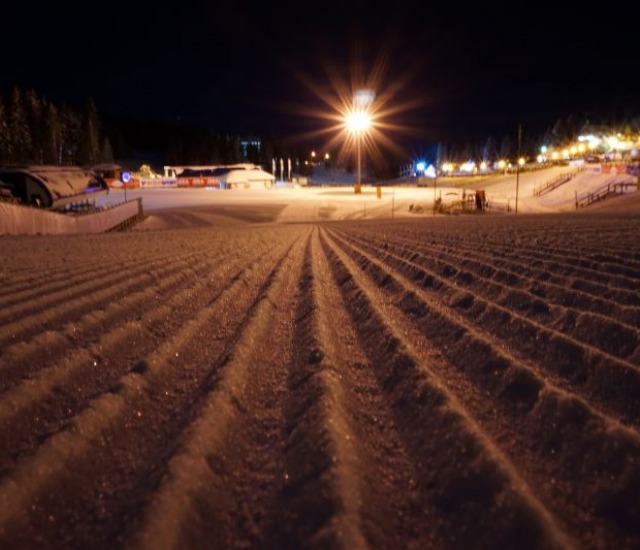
<box><xmin>433</xmin><ymin>143</ymin><xmax>440</xmax><ymax>217</ymax></box>
<box><xmin>515</xmin><ymin>124</ymin><xmax>522</xmax><ymax>214</ymax></box>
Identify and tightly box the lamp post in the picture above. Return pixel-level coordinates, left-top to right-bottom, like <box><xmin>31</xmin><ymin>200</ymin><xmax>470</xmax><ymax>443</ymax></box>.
<box><xmin>433</xmin><ymin>143</ymin><xmax>440</xmax><ymax>216</ymax></box>
<box><xmin>346</xmin><ymin>89</ymin><xmax>375</xmax><ymax>194</ymax></box>
<box><xmin>356</xmin><ymin>132</ymin><xmax>362</xmax><ymax>192</ymax></box>
<box><xmin>515</xmin><ymin>123</ymin><xmax>522</xmax><ymax>214</ymax></box>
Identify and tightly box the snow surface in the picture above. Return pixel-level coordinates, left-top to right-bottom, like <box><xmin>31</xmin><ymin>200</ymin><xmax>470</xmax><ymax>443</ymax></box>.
<box><xmin>93</xmin><ymin>163</ymin><xmax>640</xmax><ymax>229</ymax></box>
<box><xmin>0</xmin><ymin>163</ymin><xmax>639</xmax><ymax>549</ymax></box>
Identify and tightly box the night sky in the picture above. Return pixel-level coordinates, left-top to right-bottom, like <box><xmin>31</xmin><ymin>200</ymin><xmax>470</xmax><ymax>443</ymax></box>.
<box><xmin>3</xmin><ymin>1</ymin><xmax>638</xmax><ymax>159</ymax></box>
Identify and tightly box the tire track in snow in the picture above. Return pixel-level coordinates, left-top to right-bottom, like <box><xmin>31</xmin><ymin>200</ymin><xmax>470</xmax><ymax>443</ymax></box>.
<box><xmin>470</xmin><ymin>237</ymin><xmax>640</xmax><ymax>305</ymax></box>
<box><xmin>126</xmin><ymin>227</ymin><xmax>310</xmax><ymax>550</ymax></box>
<box><xmin>0</xmin><ymin>241</ymin><xmax>283</xmax><ymax>473</ymax></box>
<box><xmin>325</xmin><ymin>225</ymin><xmax>640</xmax><ymax>548</ymax></box>
<box><xmin>445</xmin><ymin>235</ymin><xmax>640</xmax><ymax>326</ymax></box>
<box><xmin>366</xmin><ymin>229</ymin><xmax>640</xmax><ymax>337</ymax></box>
<box><xmin>0</xmin><ymin>230</ymin><xmax>300</xmax><ymax>547</ymax></box>
<box><xmin>0</xmin><ymin>250</ymin><xmax>207</xmax><ymax>347</ymax></box>
<box><xmin>0</xmin><ymin>252</ymin><xmax>213</xmax><ymax>388</ymax></box>
<box><xmin>275</xmin><ymin>227</ymin><xmax>434</xmax><ymax>548</ymax></box>
<box><xmin>0</xmin><ymin>249</ymin><xmax>185</xmax><ymax>311</ymax></box>
<box><xmin>1</xmin><ymin>215</ymin><xmax>639</xmax><ymax>548</ymax></box>
<box><xmin>334</xmin><ymin>227</ymin><xmax>640</xmax><ymax>426</ymax></box>
<box><xmin>318</xmin><ymin>229</ymin><xmax>575</xmax><ymax>550</ymax></box>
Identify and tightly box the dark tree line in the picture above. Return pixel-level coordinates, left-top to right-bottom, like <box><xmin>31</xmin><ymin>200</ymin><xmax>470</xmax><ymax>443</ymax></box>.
<box><xmin>0</xmin><ymin>86</ymin><xmax>107</xmax><ymax>166</ymax></box>
<box><xmin>429</xmin><ymin>112</ymin><xmax>640</xmax><ymax>168</ymax></box>
<box><xmin>0</xmin><ymin>85</ymin><xmax>298</xmax><ymax>170</ymax></box>
<box><xmin>7</xmin><ymin>85</ymin><xmax>634</xmax><ymax>175</ymax></box>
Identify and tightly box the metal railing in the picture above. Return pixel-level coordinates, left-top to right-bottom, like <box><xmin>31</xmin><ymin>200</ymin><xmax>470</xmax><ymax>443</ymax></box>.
<box><xmin>575</xmin><ymin>182</ymin><xmax>637</xmax><ymax>208</ymax></box>
<box><xmin>533</xmin><ymin>168</ymin><xmax>583</xmax><ymax>197</ymax></box>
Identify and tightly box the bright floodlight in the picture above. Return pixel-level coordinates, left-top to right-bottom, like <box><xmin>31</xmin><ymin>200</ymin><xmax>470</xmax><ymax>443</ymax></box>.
<box><xmin>346</xmin><ymin>111</ymin><xmax>372</xmax><ymax>133</ymax></box>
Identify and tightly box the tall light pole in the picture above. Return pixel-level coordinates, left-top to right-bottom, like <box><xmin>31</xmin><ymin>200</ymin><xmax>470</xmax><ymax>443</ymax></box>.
<box><xmin>356</xmin><ymin>131</ymin><xmax>362</xmax><ymax>192</ymax></box>
<box><xmin>515</xmin><ymin>123</ymin><xmax>522</xmax><ymax>214</ymax></box>
<box><xmin>433</xmin><ymin>143</ymin><xmax>440</xmax><ymax>216</ymax></box>
<box><xmin>346</xmin><ymin>89</ymin><xmax>375</xmax><ymax>194</ymax></box>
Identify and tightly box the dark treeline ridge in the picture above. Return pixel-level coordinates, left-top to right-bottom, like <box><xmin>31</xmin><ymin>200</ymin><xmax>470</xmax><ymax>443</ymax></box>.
<box><xmin>0</xmin><ymin>86</ymin><xmax>296</xmax><ymax>170</ymax></box>
<box><xmin>3</xmin><ymin>85</ymin><xmax>639</xmax><ymax>179</ymax></box>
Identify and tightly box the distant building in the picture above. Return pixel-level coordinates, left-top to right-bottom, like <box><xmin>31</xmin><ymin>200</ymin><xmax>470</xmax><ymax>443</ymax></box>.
<box><xmin>163</xmin><ymin>164</ymin><xmax>275</xmax><ymax>189</ymax></box>
<box><xmin>240</xmin><ymin>137</ymin><xmax>262</xmax><ymax>162</ymax></box>
<box><xmin>0</xmin><ymin>165</ymin><xmax>109</xmax><ymax>209</ymax></box>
